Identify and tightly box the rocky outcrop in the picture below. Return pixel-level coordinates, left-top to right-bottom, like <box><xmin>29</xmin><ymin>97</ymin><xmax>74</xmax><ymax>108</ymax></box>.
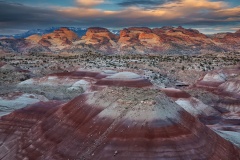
<box><xmin>118</xmin><ymin>27</ymin><xmax>165</xmax><ymax>53</ymax></box>
<box><xmin>0</xmin><ymin>86</ymin><xmax>239</xmax><ymax>159</ymax></box>
<box><xmin>42</xmin><ymin>27</ymin><xmax>78</xmax><ymax>41</ymax></box>
<box><xmin>25</xmin><ymin>27</ymin><xmax>79</xmax><ymax>52</ymax></box>
<box><xmin>38</xmin><ymin>38</ymin><xmax>52</xmax><ymax>47</ymax></box>
<box><xmin>39</xmin><ymin>27</ymin><xmax>78</xmax><ymax>47</ymax></box>
<box><xmin>25</xmin><ymin>34</ymin><xmax>42</xmax><ymax>44</ymax></box>
<box><xmin>76</xmin><ymin>27</ymin><xmax>118</xmax><ymax>53</ymax></box>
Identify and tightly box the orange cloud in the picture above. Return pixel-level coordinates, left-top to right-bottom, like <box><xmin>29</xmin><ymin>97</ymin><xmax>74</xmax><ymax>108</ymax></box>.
<box><xmin>55</xmin><ymin>0</ymin><xmax>240</xmax><ymax>28</ymax></box>
<box><xmin>59</xmin><ymin>0</ymin><xmax>228</xmax><ymax>19</ymax></box>
<box><xmin>215</xmin><ymin>7</ymin><xmax>240</xmax><ymax>17</ymax></box>
<box><xmin>76</xmin><ymin>0</ymin><xmax>105</xmax><ymax>7</ymax></box>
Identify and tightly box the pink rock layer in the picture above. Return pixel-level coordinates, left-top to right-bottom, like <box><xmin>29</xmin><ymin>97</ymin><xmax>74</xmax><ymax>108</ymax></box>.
<box><xmin>162</xmin><ymin>88</ymin><xmax>191</xmax><ymax>99</ymax></box>
<box><xmin>162</xmin><ymin>88</ymin><xmax>221</xmax><ymax>125</ymax></box>
<box><xmin>49</xmin><ymin>71</ymin><xmax>108</xmax><ymax>79</ymax></box>
<box><xmin>95</xmin><ymin>79</ymin><xmax>152</xmax><ymax>88</ymax></box>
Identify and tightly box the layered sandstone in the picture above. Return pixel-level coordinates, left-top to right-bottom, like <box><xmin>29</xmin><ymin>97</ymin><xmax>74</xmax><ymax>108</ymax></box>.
<box><xmin>78</xmin><ymin>26</ymin><xmax>224</xmax><ymax>54</ymax></box>
<box><xmin>76</xmin><ymin>27</ymin><xmax>118</xmax><ymax>53</ymax></box>
<box><xmin>25</xmin><ymin>27</ymin><xmax>79</xmax><ymax>51</ymax></box>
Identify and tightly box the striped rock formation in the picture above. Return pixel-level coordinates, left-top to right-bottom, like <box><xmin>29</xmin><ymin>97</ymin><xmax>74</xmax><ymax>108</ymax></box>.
<box><xmin>0</xmin><ymin>87</ymin><xmax>239</xmax><ymax>159</ymax></box>
<box><xmin>195</xmin><ymin>66</ymin><xmax>240</xmax><ymax>91</ymax></box>
<box><xmin>19</xmin><ymin>70</ymin><xmax>152</xmax><ymax>91</ymax></box>
<box><xmin>193</xmin><ymin>66</ymin><xmax>240</xmax><ymax>147</ymax></box>
<box><xmin>162</xmin><ymin>88</ymin><xmax>221</xmax><ymax>124</ymax></box>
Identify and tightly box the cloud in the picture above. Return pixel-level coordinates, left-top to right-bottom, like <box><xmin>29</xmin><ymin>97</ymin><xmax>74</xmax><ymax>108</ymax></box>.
<box><xmin>58</xmin><ymin>0</ymin><xmax>230</xmax><ymax>23</ymax></box>
<box><xmin>0</xmin><ymin>1</ymin><xmax>85</xmax><ymax>32</ymax></box>
<box><xmin>118</xmin><ymin>0</ymin><xmax>181</xmax><ymax>8</ymax></box>
<box><xmin>76</xmin><ymin>0</ymin><xmax>105</xmax><ymax>7</ymax></box>
<box><xmin>0</xmin><ymin>0</ymin><xmax>240</xmax><ymax>34</ymax></box>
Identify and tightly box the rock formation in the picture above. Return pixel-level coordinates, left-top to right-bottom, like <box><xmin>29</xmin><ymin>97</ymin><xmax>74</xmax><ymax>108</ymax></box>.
<box><xmin>76</xmin><ymin>26</ymin><xmax>230</xmax><ymax>54</ymax></box>
<box><xmin>162</xmin><ymin>88</ymin><xmax>221</xmax><ymax>125</ymax></box>
<box><xmin>76</xmin><ymin>27</ymin><xmax>118</xmax><ymax>53</ymax></box>
<box><xmin>1</xmin><ymin>26</ymin><xmax>240</xmax><ymax>54</ymax></box>
<box><xmin>38</xmin><ymin>27</ymin><xmax>78</xmax><ymax>49</ymax></box>
<box><xmin>19</xmin><ymin>70</ymin><xmax>152</xmax><ymax>90</ymax></box>
<box><xmin>0</xmin><ymin>86</ymin><xmax>239</xmax><ymax>159</ymax></box>
<box><xmin>193</xmin><ymin>66</ymin><xmax>240</xmax><ymax>147</ymax></box>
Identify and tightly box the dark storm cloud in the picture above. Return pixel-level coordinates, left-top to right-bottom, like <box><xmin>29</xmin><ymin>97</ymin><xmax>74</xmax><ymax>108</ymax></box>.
<box><xmin>118</xmin><ymin>0</ymin><xmax>180</xmax><ymax>7</ymax></box>
<box><xmin>0</xmin><ymin>1</ymin><xmax>71</xmax><ymax>29</ymax></box>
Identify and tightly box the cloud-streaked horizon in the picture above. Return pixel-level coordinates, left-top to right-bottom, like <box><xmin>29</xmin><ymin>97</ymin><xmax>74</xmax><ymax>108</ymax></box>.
<box><xmin>0</xmin><ymin>0</ymin><xmax>240</xmax><ymax>34</ymax></box>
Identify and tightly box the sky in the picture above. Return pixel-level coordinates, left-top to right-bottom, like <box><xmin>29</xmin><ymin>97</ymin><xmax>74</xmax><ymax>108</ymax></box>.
<box><xmin>0</xmin><ymin>0</ymin><xmax>240</xmax><ymax>34</ymax></box>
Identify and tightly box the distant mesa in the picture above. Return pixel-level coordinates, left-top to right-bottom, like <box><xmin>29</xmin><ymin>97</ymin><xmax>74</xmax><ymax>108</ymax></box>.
<box><xmin>1</xmin><ymin>26</ymin><xmax>240</xmax><ymax>54</ymax></box>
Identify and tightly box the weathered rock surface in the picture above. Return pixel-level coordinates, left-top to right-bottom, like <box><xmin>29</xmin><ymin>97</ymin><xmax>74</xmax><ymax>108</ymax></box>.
<box><xmin>0</xmin><ymin>92</ymin><xmax>48</xmax><ymax>116</ymax></box>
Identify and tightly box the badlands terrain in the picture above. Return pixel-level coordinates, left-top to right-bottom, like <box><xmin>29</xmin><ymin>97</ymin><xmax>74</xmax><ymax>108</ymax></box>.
<box><xmin>0</xmin><ymin>27</ymin><xmax>240</xmax><ymax>159</ymax></box>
